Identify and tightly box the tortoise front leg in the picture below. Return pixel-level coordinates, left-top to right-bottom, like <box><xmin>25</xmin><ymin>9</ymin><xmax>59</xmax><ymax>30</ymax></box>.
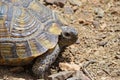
<box><xmin>32</xmin><ymin>45</ymin><xmax>60</xmax><ymax>79</ymax></box>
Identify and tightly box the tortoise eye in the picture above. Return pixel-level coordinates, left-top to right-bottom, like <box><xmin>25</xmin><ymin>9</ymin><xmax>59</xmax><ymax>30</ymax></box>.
<box><xmin>64</xmin><ymin>32</ymin><xmax>71</xmax><ymax>37</ymax></box>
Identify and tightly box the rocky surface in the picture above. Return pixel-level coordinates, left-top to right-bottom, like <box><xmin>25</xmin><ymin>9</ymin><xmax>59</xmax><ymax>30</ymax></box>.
<box><xmin>0</xmin><ymin>0</ymin><xmax>120</xmax><ymax>80</ymax></box>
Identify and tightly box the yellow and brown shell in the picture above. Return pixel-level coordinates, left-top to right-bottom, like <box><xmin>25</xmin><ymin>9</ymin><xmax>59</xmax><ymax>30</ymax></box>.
<box><xmin>0</xmin><ymin>0</ymin><xmax>62</xmax><ymax>65</ymax></box>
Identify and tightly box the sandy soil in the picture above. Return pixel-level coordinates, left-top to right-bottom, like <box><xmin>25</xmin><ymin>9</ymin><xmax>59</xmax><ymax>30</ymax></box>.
<box><xmin>0</xmin><ymin>0</ymin><xmax>120</xmax><ymax>80</ymax></box>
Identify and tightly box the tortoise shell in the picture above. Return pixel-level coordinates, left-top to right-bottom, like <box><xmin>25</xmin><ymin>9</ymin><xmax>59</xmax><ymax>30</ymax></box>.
<box><xmin>0</xmin><ymin>0</ymin><xmax>63</xmax><ymax>65</ymax></box>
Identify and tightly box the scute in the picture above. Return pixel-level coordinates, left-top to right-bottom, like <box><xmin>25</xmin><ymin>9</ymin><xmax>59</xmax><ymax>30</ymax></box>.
<box><xmin>15</xmin><ymin>41</ymin><xmax>32</xmax><ymax>58</ymax></box>
<box><xmin>27</xmin><ymin>0</ymin><xmax>53</xmax><ymax>23</ymax></box>
<box><xmin>0</xmin><ymin>42</ymin><xmax>16</xmax><ymax>58</ymax></box>
<box><xmin>28</xmin><ymin>31</ymin><xmax>58</xmax><ymax>58</ymax></box>
<box><xmin>0</xmin><ymin>2</ymin><xmax>12</xmax><ymax>38</ymax></box>
<box><xmin>36</xmin><ymin>32</ymin><xmax>58</xmax><ymax>49</ymax></box>
<box><xmin>11</xmin><ymin>6</ymin><xmax>43</xmax><ymax>37</ymax></box>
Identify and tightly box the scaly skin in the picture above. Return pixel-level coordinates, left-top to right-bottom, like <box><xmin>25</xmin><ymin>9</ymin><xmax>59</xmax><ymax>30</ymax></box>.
<box><xmin>32</xmin><ymin>45</ymin><xmax>60</xmax><ymax>78</ymax></box>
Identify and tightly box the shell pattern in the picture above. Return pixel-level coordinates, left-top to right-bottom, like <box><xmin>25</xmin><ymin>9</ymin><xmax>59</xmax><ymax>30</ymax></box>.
<box><xmin>0</xmin><ymin>0</ymin><xmax>62</xmax><ymax>65</ymax></box>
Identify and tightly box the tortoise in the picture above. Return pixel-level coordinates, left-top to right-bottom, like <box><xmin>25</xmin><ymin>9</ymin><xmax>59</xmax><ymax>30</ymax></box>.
<box><xmin>0</xmin><ymin>0</ymin><xmax>78</xmax><ymax>78</ymax></box>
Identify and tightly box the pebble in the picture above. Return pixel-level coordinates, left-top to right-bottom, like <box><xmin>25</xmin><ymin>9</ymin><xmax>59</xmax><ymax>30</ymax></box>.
<box><xmin>45</xmin><ymin>0</ymin><xmax>55</xmax><ymax>4</ymax></box>
<box><xmin>97</xmin><ymin>70</ymin><xmax>104</xmax><ymax>76</ymax></box>
<box><xmin>68</xmin><ymin>0</ymin><xmax>82</xmax><ymax>6</ymax></box>
<box><xmin>73</xmin><ymin>71</ymin><xmax>91</xmax><ymax>80</ymax></box>
<box><xmin>92</xmin><ymin>21</ymin><xmax>100</xmax><ymax>28</ymax></box>
<box><xmin>117</xmin><ymin>52</ymin><xmax>120</xmax><ymax>55</ymax></box>
<box><xmin>45</xmin><ymin>0</ymin><xmax>67</xmax><ymax>7</ymax></box>
<box><xmin>115</xmin><ymin>55</ymin><xmax>120</xmax><ymax>59</ymax></box>
<box><xmin>67</xmin><ymin>77</ymin><xmax>79</xmax><ymax>80</ymax></box>
<box><xmin>94</xmin><ymin>7</ymin><xmax>104</xmax><ymax>18</ymax></box>
<box><xmin>59</xmin><ymin>62</ymin><xmax>80</xmax><ymax>71</ymax></box>
<box><xmin>72</xmin><ymin>6</ymin><xmax>79</xmax><ymax>12</ymax></box>
<box><xmin>48</xmin><ymin>70</ymin><xmax>91</xmax><ymax>80</ymax></box>
<box><xmin>67</xmin><ymin>71</ymin><xmax>91</xmax><ymax>80</ymax></box>
<box><xmin>48</xmin><ymin>71</ymin><xmax>75</xmax><ymax>80</ymax></box>
<box><xmin>64</xmin><ymin>6</ymin><xmax>74</xmax><ymax>14</ymax></box>
<box><xmin>98</xmin><ymin>41</ymin><xmax>107</xmax><ymax>46</ymax></box>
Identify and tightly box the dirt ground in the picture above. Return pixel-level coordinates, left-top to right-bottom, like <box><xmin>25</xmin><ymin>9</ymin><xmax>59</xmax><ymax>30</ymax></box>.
<box><xmin>0</xmin><ymin>0</ymin><xmax>120</xmax><ymax>80</ymax></box>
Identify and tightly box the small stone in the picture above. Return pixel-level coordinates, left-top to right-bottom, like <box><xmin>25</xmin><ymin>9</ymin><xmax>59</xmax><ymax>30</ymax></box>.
<box><xmin>56</xmin><ymin>0</ymin><xmax>67</xmax><ymax>5</ymax></box>
<box><xmin>98</xmin><ymin>41</ymin><xmax>107</xmax><ymax>46</ymax></box>
<box><xmin>78</xmin><ymin>18</ymin><xmax>85</xmax><ymax>24</ymax></box>
<box><xmin>72</xmin><ymin>6</ymin><xmax>79</xmax><ymax>12</ymax></box>
<box><xmin>94</xmin><ymin>7</ymin><xmax>104</xmax><ymax>18</ymax></box>
<box><xmin>48</xmin><ymin>71</ymin><xmax>75</xmax><ymax>80</ymax></box>
<box><xmin>68</xmin><ymin>0</ymin><xmax>82</xmax><ymax>6</ymax></box>
<box><xmin>45</xmin><ymin>0</ymin><xmax>67</xmax><ymax>7</ymax></box>
<box><xmin>115</xmin><ymin>55</ymin><xmax>120</xmax><ymax>59</ymax></box>
<box><xmin>117</xmin><ymin>52</ymin><xmax>120</xmax><ymax>55</ymax></box>
<box><xmin>64</xmin><ymin>6</ymin><xmax>74</xmax><ymax>14</ymax></box>
<box><xmin>92</xmin><ymin>21</ymin><xmax>100</xmax><ymax>28</ymax></box>
<box><xmin>97</xmin><ymin>70</ymin><xmax>104</xmax><ymax>76</ymax></box>
<box><xmin>73</xmin><ymin>71</ymin><xmax>91</xmax><ymax>80</ymax></box>
<box><xmin>75</xmin><ymin>39</ymin><xmax>80</xmax><ymax>44</ymax></box>
<box><xmin>67</xmin><ymin>77</ymin><xmax>79</xmax><ymax>80</ymax></box>
<box><xmin>59</xmin><ymin>62</ymin><xmax>80</xmax><ymax>71</ymax></box>
<box><xmin>45</xmin><ymin>0</ymin><xmax>56</xmax><ymax>4</ymax></box>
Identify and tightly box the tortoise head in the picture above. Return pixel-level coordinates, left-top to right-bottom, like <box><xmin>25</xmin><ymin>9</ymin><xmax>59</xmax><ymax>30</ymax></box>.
<box><xmin>59</xmin><ymin>26</ymin><xmax>78</xmax><ymax>47</ymax></box>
